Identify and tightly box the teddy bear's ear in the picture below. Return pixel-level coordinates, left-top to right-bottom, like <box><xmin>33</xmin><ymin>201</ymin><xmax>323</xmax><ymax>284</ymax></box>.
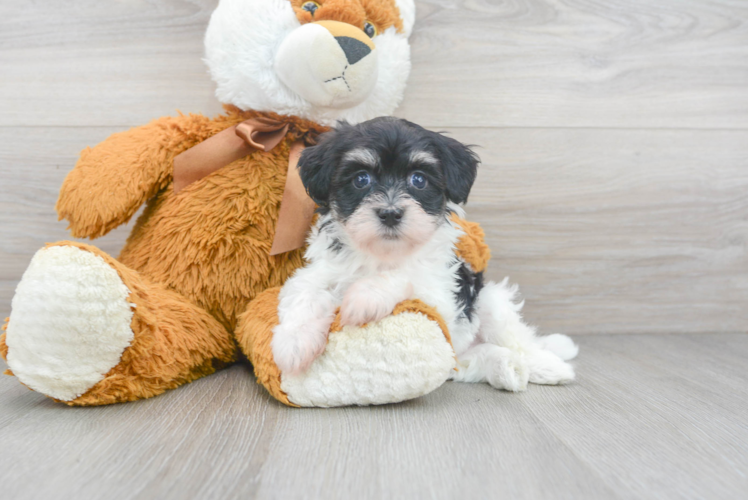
<box><xmin>298</xmin><ymin>128</ymin><xmax>345</xmax><ymax>207</ymax></box>
<box><xmin>395</xmin><ymin>0</ymin><xmax>416</xmax><ymax>38</ymax></box>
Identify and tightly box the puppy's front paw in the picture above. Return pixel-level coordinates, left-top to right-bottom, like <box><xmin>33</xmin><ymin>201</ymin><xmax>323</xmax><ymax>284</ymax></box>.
<box><xmin>340</xmin><ymin>279</ymin><xmax>399</xmax><ymax>327</ymax></box>
<box><xmin>486</xmin><ymin>347</ymin><xmax>529</xmax><ymax>392</ymax></box>
<box><xmin>272</xmin><ymin>317</ymin><xmax>333</xmax><ymax>375</ymax></box>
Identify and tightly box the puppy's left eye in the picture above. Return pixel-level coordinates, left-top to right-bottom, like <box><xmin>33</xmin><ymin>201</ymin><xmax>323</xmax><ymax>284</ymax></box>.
<box><xmin>409</xmin><ymin>172</ymin><xmax>427</xmax><ymax>190</ymax></box>
<box><xmin>353</xmin><ymin>171</ymin><xmax>371</xmax><ymax>189</ymax></box>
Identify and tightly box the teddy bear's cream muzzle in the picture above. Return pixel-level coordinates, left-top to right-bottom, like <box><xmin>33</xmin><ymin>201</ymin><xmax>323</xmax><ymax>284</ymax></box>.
<box><xmin>275</xmin><ymin>20</ymin><xmax>379</xmax><ymax>109</ymax></box>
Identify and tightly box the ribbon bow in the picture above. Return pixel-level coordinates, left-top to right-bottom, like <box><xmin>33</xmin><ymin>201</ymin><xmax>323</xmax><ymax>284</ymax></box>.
<box><xmin>173</xmin><ymin>117</ymin><xmax>316</xmax><ymax>255</ymax></box>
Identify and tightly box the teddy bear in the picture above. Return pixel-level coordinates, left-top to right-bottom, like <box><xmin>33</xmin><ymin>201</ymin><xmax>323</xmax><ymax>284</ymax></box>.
<box><xmin>0</xmin><ymin>0</ymin><xmax>494</xmax><ymax>408</ymax></box>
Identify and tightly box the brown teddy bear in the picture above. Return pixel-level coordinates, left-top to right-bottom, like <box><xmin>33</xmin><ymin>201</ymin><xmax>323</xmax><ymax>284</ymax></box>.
<box><xmin>1</xmin><ymin>0</ymin><xmax>493</xmax><ymax>407</ymax></box>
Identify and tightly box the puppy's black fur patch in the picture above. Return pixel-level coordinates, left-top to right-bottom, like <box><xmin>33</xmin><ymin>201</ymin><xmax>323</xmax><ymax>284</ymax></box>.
<box><xmin>455</xmin><ymin>261</ymin><xmax>485</xmax><ymax>321</ymax></box>
<box><xmin>298</xmin><ymin>117</ymin><xmax>480</xmax><ymax>217</ymax></box>
<box><xmin>328</xmin><ymin>238</ymin><xmax>344</xmax><ymax>253</ymax></box>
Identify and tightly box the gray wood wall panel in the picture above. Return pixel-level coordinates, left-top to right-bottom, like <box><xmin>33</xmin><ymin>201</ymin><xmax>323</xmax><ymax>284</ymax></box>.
<box><xmin>0</xmin><ymin>0</ymin><xmax>221</xmax><ymax>128</ymax></box>
<box><xmin>2</xmin><ymin>125</ymin><xmax>745</xmax><ymax>333</ymax></box>
<box><xmin>459</xmin><ymin>127</ymin><xmax>748</xmax><ymax>334</ymax></box>
<box><xmin>1</xmin><ymin>0</ymin><xmax>747</xmax><ymax>334</ymax></box>
<box><xmin>399</xmin><ymin>0</ymin><xmax>748</xmax><ymax>128</ymax></box>
<box><xmin>3</xmin><ymin>0</ymin><xmax>747</xmax><ymax>128</ymax></box>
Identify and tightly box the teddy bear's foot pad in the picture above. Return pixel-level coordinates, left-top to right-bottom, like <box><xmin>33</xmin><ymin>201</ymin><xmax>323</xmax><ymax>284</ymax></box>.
<box><xmin>5</xmin><ymin>246</ymin><xmax>134</xmax><ymax>401</ymax></box>
<box><xmin>281</xmin><ymin>312</ymin><xmax>456</xmax><ymax>407</ymax></box>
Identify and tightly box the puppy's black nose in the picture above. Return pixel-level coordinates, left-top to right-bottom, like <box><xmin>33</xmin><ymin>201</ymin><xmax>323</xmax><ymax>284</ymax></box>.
<box><xmin>335</xmin><ymin>36</ymin><xmax>371</xmax><ymax>65</ymax></box>
<box><xmin>376</xmin><ymin>208</ymin><xmax>403</xmax><ymax>228</ymax></box>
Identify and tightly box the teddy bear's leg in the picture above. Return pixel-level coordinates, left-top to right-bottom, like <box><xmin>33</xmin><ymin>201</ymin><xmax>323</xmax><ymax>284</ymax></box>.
<box><xmin>235</xmin><ymin>287</ymin><xmax>457</xmax><ymax>407</ymax></box>
<box><xmin>0</xmin><ymin>242</ymin><xmax>236</xmax><ymax>406</ymax></box>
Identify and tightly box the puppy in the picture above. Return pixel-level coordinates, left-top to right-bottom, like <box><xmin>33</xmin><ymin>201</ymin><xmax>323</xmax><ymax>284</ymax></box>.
<box><xmin>271</xmin><ymin>117</ymin><xmax>578</xmax><ymax>391</ymax></box>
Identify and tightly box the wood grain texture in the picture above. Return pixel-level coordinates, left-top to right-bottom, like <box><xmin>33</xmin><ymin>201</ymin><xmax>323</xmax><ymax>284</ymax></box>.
<box><xmin>2</xmin><ymin>2</ymin><xmax>747</xmax><ymax>499</ymax></box>
<box><xmin>2</xmin><ymin>0</ymin><xmax>747</xmax><ymax>128</ymax></box>
<box><xmin>2</xmin><ymin>126</ymin><xmax>745</xmax><ymax>333</ymax></box>
<box><xmin>0</xmin><ymin>0</ymin><xmax>223</xmax><ymax>128</ymax></box>
<box><xmin>1</xmin><ymin>333</ymin><xmax>746</xmax><ymax>500</ymax></box>
<box><xmin>1</xmin><ymin>0</ymin><xmax>746</xmax><ymax>335</ymax></box>
<box><xmin>456</xmin><ymin>127</ymin><xmax>748</xmax><ymax>334</ymax></box>
<box><xmin>398</xmin><ymin>0</ymin><xmax>748</xmax><ymax>128</ymax></box>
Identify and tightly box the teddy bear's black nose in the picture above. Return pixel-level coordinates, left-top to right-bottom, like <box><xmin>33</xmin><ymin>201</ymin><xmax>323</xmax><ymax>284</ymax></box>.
<box><xmin>335</xmin><ymin>36</ymin><xmax>372</xmax><ymax>65</ymax></box>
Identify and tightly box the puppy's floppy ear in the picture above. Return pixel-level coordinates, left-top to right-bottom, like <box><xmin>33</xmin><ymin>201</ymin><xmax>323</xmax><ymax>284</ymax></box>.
<box><xmin>430</xmin><ymin>132</ymin><xmax>480</xmax><ymax>204</ymax></box>
<box><xmin>298</xmin><ymin>128</ymin><xmax>342</xmax><ymax>207</ymax></box>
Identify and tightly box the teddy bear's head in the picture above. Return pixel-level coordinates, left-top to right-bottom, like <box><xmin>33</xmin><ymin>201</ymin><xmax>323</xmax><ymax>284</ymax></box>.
<box><xmin>204</xmin><ymin>0</ymin><xmax>415</xmax><ymax>126</ymax></box>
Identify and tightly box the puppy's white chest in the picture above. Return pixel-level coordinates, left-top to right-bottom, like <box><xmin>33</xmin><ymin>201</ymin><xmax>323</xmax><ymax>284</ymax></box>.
<box><xmin>403</xmin><ymin>260</ymin><xmax>460</xmax><ymax>326</ymax></box>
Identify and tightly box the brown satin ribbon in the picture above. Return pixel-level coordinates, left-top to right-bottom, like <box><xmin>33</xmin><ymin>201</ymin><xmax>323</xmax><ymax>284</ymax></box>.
<box><xmin>172</xmin><ymin>117</ymin><xmax>316</xmax><ymax>255</ymax></box>
<box><xmin>270</xmin><ymin>140</ymin><xmax>315</xmax><ymax>256</ymax></box>
<box><xmin>173</xmin><ymin>117</ymin><xmax>290</xmax><ymax>193</ymax></box>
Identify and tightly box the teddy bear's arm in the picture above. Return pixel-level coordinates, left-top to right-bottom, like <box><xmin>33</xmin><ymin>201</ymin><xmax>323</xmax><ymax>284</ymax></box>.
<box><xmin>453</xmin><ymin>216</ymin><xmax>491</xmax><ymax>273</ymax></box>
<box><xmin>56</xmin><ymin>115</ymin><xmax>201</xmax><ymax>239</ymax></box>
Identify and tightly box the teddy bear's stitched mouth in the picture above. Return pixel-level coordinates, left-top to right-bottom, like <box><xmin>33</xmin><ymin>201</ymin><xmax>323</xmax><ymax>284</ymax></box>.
<box><xmin>324</xmin><ymin>65</ymin><xmax>352</xmax><ymax>92</ymax></box>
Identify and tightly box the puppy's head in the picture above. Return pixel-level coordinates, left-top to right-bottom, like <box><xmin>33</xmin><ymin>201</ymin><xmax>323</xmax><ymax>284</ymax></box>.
<box><xmin>299</xmin><ymin>117</ymin><xmax>479</xmax><ymax>260</ymax></box>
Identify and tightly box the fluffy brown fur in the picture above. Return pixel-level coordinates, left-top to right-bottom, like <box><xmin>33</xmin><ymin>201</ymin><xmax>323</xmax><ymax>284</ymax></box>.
<box><xmin>452</xmin><ymin>216</ymin><xmax>492</xmax><ymax>273</ymax></box>
<box><xmin>235</xmin><ymin>287</ymin><xmax>295</xmax><ymax>406</ymax></box>
<box><xmin>290</xmin><ymin>0</ymin><xmax>405</xmax><ymax>34</ymax></box>
<box><xmin>0</xmin><ymin>321</ymin><xmax>9</xmax><ymax>376</ymax></box>
<box><xmin>51</xmin><ymin>241</ymin><xmax>237</xmax><ymax>406</ymax></box>
<box><xmin>58</xmin><ymin>106</ymin><xmax>328</xmax><ymax>331</ymax></box>
<box><xmin>1</xmin><ymin>105</ymin><xmax>490</xmax><ymax>406</ymax></box>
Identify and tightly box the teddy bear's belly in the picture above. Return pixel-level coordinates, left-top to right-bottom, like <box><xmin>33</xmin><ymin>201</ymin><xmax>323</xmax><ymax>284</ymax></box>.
<box><xmin>118</xmin><ymin>158</ymin><xmax>306</xmax><ymax>331</ymax></box>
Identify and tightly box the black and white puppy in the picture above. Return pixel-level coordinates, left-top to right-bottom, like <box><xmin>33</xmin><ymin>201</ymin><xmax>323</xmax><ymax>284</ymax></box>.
<box><xmin>271</xmin><ymin>117</ymin><xmax>578</xmax><ymax>390</ymax></box>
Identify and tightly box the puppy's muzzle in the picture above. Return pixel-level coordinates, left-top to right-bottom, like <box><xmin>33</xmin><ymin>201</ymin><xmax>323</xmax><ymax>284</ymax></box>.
<box><xmin>376</xmin><ymin>207</ymin><xmax>403</xmax><ymax>228</ymax></box>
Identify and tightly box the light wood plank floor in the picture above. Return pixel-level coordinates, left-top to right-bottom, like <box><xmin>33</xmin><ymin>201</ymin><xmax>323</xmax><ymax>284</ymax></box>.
<box><xmin>1</xmin><ymin>1</ymin><xmax>747</xmax><ymax>499</ymax></box>
<box><xmin>1</xmin><ymin>333</ymin><xmax>746</xmax><ymax>500</ymax></box>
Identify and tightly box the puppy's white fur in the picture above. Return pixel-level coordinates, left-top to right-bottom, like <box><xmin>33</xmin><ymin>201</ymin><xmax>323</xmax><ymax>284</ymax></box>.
<box><xmin>344</xmin><ymin>148</ymin><xmax>378</xmax><ymax>167</ymax></box>
<box><xmin>346</xmin><ymin>195</ymin><xmax>437</xmax><ymax>261</ymax></box>
<box><xmin>273</xmin><ymin>203</ymin><xmax>577</xmax><ymax>390</ymax></box>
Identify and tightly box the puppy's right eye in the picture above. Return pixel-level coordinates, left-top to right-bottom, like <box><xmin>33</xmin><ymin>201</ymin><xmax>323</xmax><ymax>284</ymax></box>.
<box><xmin>353</xmin><ymin>172</ymin><xmax>371</xmax><ymax>189</ymax></box>
<box><xmin>409</xmin><ymin>172</ymin><xmax>428</xmax><ymax>190</ymax></box>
